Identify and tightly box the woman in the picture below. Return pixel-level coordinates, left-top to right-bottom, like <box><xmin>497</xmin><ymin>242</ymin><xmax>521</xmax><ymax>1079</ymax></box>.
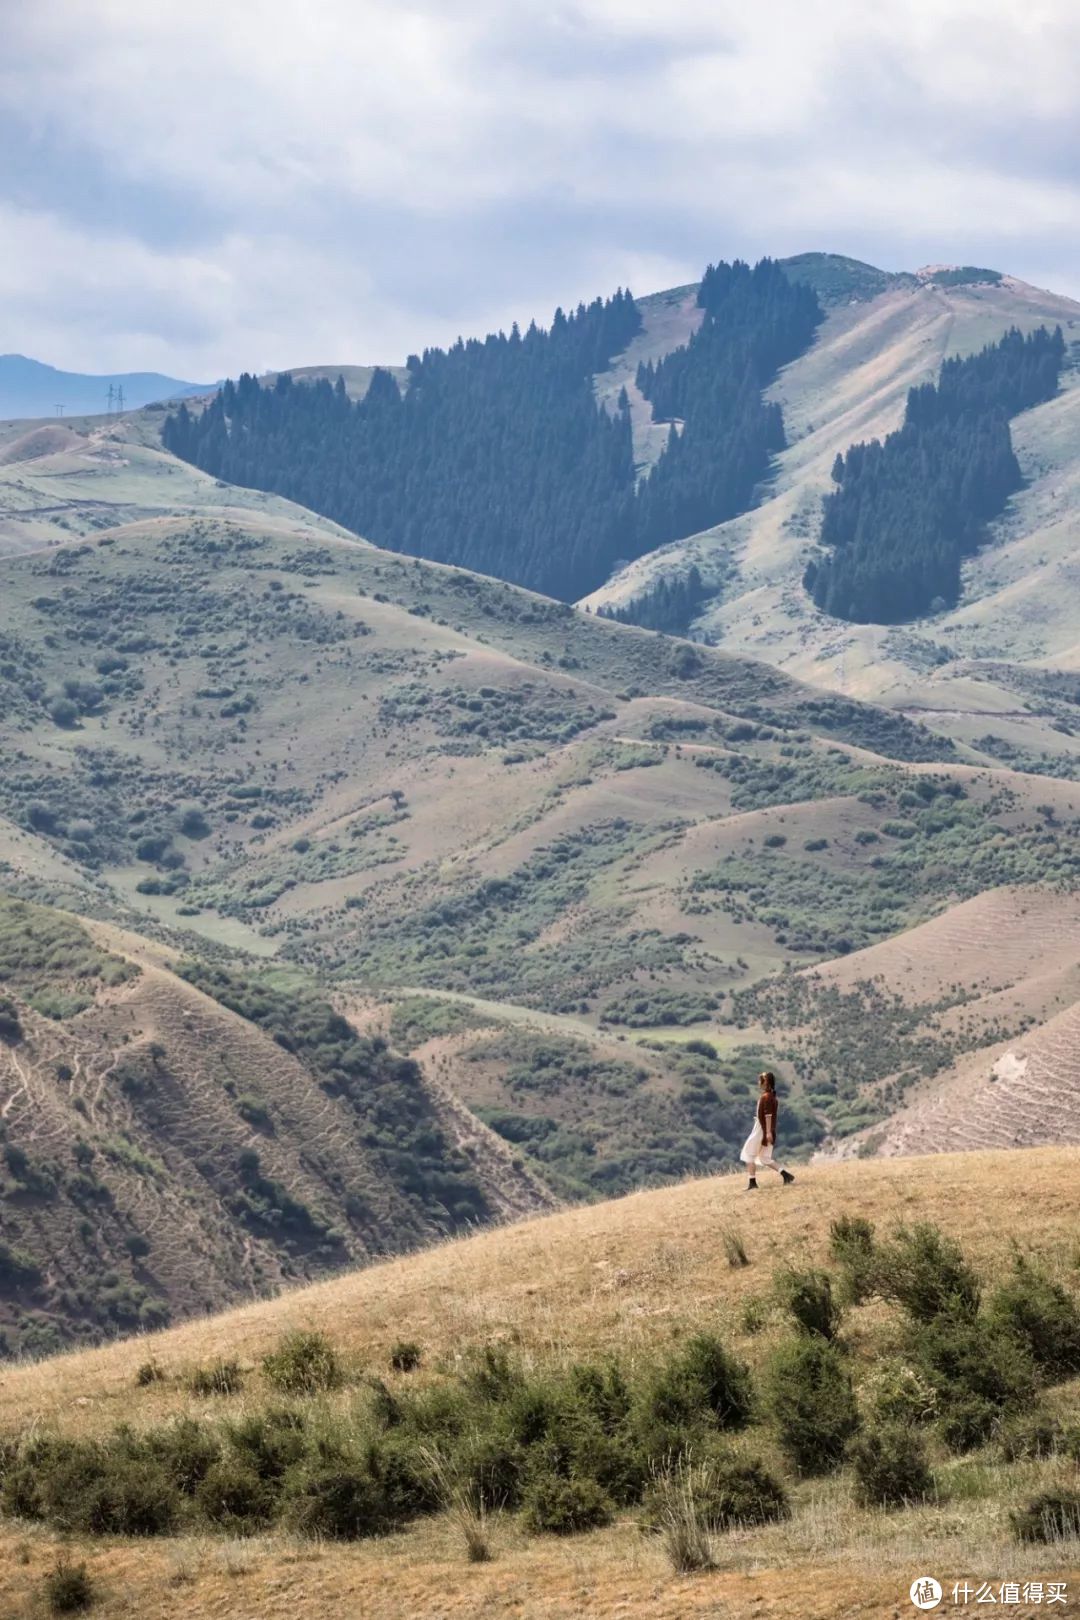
<box><xmin>741</xmin><ymin>1070</ymin><xmax>795</xmax><ymax>1190</ymax></box>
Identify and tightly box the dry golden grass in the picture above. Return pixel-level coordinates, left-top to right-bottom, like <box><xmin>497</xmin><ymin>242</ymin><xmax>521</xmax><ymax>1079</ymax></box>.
<box><xmin>2</xmin><ymin>1150</ymin><xmax>1079</xmax><ymax>1616</ymax></box>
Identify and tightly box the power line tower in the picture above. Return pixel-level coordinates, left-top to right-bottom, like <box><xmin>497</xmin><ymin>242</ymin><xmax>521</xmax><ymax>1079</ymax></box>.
<box><xmin>116</xmin><ymin>384</ymin><xmax>125</xmax><ymax>414</ymax></box>
<box><xmin>106</xmin><ymin>384</ymin><xmax>115</xmax><ymax>416</ymax></box>
<box><xmin>54</xmin><ymin>403</ymin><xmax>65</xmax><ymax>417</ymax></box>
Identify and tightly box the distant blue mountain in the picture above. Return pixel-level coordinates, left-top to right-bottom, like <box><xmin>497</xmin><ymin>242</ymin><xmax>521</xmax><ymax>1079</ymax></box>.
<box><xmin>0</xmin><ymin>354</ymin><xmax>212</xmax><ymax>421</ymax></box>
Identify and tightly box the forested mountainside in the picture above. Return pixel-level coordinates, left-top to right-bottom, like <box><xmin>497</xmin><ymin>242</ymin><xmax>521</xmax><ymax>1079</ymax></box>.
<box><xmin>806</xmin><ymin>325</ymin><xmax>1065</xmax><ymax>622</ymax></box>
<box><xmin>162</xmin><ymin>260</ymin><xmax>821</xmax><ymax>599</ymax></box>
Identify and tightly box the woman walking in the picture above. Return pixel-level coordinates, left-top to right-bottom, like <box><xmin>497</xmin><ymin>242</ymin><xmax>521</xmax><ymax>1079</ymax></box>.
<box><xmin>741</xmin><ymin>1070</ymin><xmax>795</xmax><ymax>1190</ymax></box>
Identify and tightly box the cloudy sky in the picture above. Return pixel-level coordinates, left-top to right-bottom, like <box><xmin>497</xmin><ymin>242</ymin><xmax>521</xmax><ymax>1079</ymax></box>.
<box><xmin>2</xmin><ymin>0</ymin><xmax>1079</xmax><ymax>380</ymax></box>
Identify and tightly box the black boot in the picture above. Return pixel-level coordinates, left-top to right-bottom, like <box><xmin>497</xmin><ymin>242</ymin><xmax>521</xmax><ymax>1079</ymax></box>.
<box><xmin>744</xmin><ymin>1177</ymin><xmax>758</xmax><ymax>1191</ymax></box>
<box><xmin>781</xmin><ymin>1169</ymin><xmax>795</xmax><ymax>1185</ymax></box>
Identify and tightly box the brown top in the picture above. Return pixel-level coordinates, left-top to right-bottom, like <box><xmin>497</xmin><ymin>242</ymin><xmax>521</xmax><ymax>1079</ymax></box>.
<box><xmin>757</xmin><ymin>1091</ymin><xmax>778</xmax><ymax>1143</ymax></box>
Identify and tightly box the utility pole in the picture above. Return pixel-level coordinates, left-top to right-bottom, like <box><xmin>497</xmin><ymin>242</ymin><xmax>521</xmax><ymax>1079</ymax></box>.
<box><xmin>106</xmin><ymin>384</ymin><xmax>115</xmax><ymax>416</ymax></box>
<box><xmin>54</xmin><ymin>403</ymin><xmax>64</xmax><ymax>417</ymax></box>
<box><xmin>116</xmin><ymin>384</ymin><xmax>125</xmax><ymax>414</ymax></box>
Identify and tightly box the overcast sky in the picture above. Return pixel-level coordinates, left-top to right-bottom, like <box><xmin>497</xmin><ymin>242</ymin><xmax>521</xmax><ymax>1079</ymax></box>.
<box><xmin>2</xmin><ymin>0</ymin><xmax>1079</xmax><ymax>380</ymax></box>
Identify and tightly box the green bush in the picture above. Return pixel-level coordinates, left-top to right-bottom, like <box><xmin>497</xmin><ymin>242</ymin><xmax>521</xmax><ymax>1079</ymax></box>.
<box><xmin>188</xmin><ymin>1357</ymin><xmax>244</xmax><ymax>1396</ymax></box>
<box><xmin>390</xmin><ymin>1340</ymin><xmax>422</xmax><ymax>1373</ymax></box>
<box><xmin>768</xmin><ymin>1338</ymin><xmax>859</xmax><ymax>1474</ymax></box>
<box><xmin>26</xmin><ymin>1439</ymin><xmax>181</xmax><ymax>1536</ymax></box>
<box><xmin>520</xmin><ymin>1471</ymin><xmax>614</xmax><ymax>1535</ymax></box>
<box><xmin>643</xmin><ymin>1455</ymin><xmax>789</xmax><ymax>1533</ymax></box>
<box><xmin>1000</xmin><ymin>1412</ymin><xmax>1071</xmax><ymax>1463</ymax></box>
<box><xmin>44</xmin><ymin>1558</ymin><xmax>96</xmax><ymax>1614</ymax></box>
<box><xmin>288</xmin><ymin>1464</ymin><xmax>398</xmax><ymax>1539</ymax></box>
<box><xmin>829</xmin><ymin>1214</ymin><xmax>878</xmax><ymax>1304</ymax></box>
<box><xmin>144</xmin><ymin>1417</ymin><xmax>221</xmax><ymax>1496</ymax></box>
<box><xmin>0</xmin><ymin>995</ymin><xmax>22</xmax><ymax>1043</ymax></box>
<box><xmin>989</xmin><ymin>1258</ymin><xmax>1080</xmax><ymax>1380</ymax></box>
<box><xmin>1011</xmin><ymin>1488</ymin><xmax>1080</xmax><ymax>1544</ymax></box>
<box><xmin>196</xmin><ymin>1456</ymin><xmax>277</xmax><ymax>1534</ymax></box>
<box><xmin>876</xmin><ymin>1224</ymin><xmax>981</xmax><ymax>1322</ymax></box>
<box><xmin>641</xmin><ymin>1334</ymin><xmax>754</xmax><ymax>1439</ymax></box>
<box><xmin>287</xmin><ymin>1438</ymin><xmax>437</xmax><ymax>1539</ymax></box>
<box><xmin>775</xmin><ymin>1268</ymin><xmax>842</xmax><ymax>1340</ymax></box>
<box><xmin>849</xmin><ymin>1423</ymin><xmax>934</xmax><ymax>1508</ymax></box>
<box><xmin>262</xmin><ymin>1330</ymin><xmax>341</xmax><ymax>1394</ymax></box>
<box><xmin>914</xmin><ymin>1314</ymin><xmax>1036</xmax><ymax>1451</ymax></box>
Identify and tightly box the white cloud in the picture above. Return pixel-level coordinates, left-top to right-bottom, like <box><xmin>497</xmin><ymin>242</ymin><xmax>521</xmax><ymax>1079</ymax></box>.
<box><xmin>1</xmin><ymin>0</ymin><xmax>1078</xmax><ymax>373</ymax></box>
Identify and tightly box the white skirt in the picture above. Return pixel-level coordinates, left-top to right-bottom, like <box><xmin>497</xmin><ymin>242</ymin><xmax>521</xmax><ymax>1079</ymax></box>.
<box><xmin>741</xmin><ymin>1121</ymin><xmax>773</xmax><ymax>1166</ymax></box>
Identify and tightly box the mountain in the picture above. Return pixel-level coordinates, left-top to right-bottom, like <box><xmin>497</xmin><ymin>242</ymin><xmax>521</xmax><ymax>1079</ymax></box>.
<box><xmin>4</xmin><ymin>249</ymin><xmax>1080</xmax><ymax>1356</ymax></box>
<box><xmin>0</xmin><ymin>353</ymin><xmax>212</xmax><ymax>422</ymax></box>
<box><xmin>586</xmin><ymin>255</ymin><xmax>1080</xmax><ymax>773</ymax></box>
<box><xmin>0</xmin><ymin>1145</ymin><xmax>1076</xmax><ymax>1615</ymax></box>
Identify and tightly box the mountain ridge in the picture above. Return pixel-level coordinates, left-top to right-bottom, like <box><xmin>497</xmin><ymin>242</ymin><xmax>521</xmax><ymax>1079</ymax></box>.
<box><xmin>0</xmin><ymin>353</ymin><xmax>212</xmax><ymax>423</ymax></box>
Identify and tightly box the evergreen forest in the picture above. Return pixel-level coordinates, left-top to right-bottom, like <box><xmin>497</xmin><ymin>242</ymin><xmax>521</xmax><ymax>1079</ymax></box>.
<box><xmin>164</xmin><ymin>261</ymin><xmax>822</xmax><ymax>600</ymax></box>
<box><xmin>596</xmin><ymin>566</ymin><xmax>711</xmax><ymax>633</ymax></box>
<box><xmin>805</xmin><ymin>325</ymin><xmax>1065</xmax><ymax>622</ymax></box>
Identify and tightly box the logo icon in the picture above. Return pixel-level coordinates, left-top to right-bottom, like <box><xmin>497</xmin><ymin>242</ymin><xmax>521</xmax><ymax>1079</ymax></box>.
<box><xmin>910</xmin><ymin>1578</ymin><xmax>943</xmax><ymax>1611</ymax></box>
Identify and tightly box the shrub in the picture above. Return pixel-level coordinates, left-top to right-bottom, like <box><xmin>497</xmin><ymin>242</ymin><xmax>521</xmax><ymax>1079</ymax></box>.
<box><xmin>829</xmin><ymin>1214</ymin><xmax>878</xmax><ymax>1304</ymax></box>
<box><xmin>31</xmin><ymin>1441</ymin><xmax>180</xmax><ymax>1536</ymax></box>
<box><xmin>860</xmin><ymin>1360</ymin><xmax>937</xmax><ymax>1427</ymax></box>
<box><xmin>768</xmin><ymin>1338</ymin><xmax>859</xmax><ymax>1474</ymax></box>
<box><xmin>876</xmin><ymin>1224</ymin><xmax>980</xmax><ymax>1322</ymax></box>
<box><xmin>721</xmin><ymin>1228</ymin><xmax>749</xmax><ymax>1269</ymax></box>
<box><xmin>262</xmin><ymin>1330</ymin><xmax>341</xmax><ymax>1394</ymax></box>
<box><xmin>914</xmin><ymin>1315</ymin><xmax>1036</xmax><ymax>1451</ymax></box>
<box><xmin>287</xmin><ymin>1437</ymin><xmax>437</xmax><ymax>1541</ymax></box>
<box><xmin>288</xmin><ymin>1463</ymin><xmax>394</xmax><ymax>1540</ymax></box>
<box><xmin>44</xmin><ymin>1558</ymin><xmax>96</xmax><ymax>1614</ymax></box>
<box><xmin>188</xmin><ymin>1357</ymin><xmax>244</xmax><ymax>1397</ymax></box>
<box><xmin>196</xmin><ymin>1457</ymin><xmax>277</xmax><ymax>1534</ymax></box>
<box><xmin>849</xmin><ymin>1423</ymin><xmax>934</xmax><ymax>1508</ymax></box>
<box><xmin>135</xmin><ymin>1360</ymin><xmax>163</xmax><ymax>1387</ymax></box>
<box><xmin>0</xmin><ymin>995</ymin><xmax>22</xmax><ymax>1043</ymax></box>
<box><xmin>1000</xmin><ymin>1412</ymin><xmax>1070</xmax><ymax>1463</ymax></box>
<box><xmin>145</xmin><ymin>1418</ymin><xmax>221</xmax><ymax>1495</ymax></box>
<box><xmin>775</xmin><ymin>1268</ymin><xmax>842</xmax><ymax>1340</ymax></box>
<box><xmin>390</xmin><ymin>1340</ymin><xmax>423</xmax><ymax>1373</ymax></box>
<box><xmin>223</xmin><ymin>1407</ymin><xmax>308</xmax><ymax>1484</ymax></box>
<box><xmin>1011</xmin><ymin>1489</ymin><xmax>1080</xmax><ymax>1544</ymax></box>
<box><xmin>643</xmin><ymin>1334</ymin><xmax>754</xmax><ymax>1438</ymax></box>
<box><xmin>520</xmin><ymin>1471</ymin><xmax>614</xmax><ymax>1535</ymax></box>
<box><xmin>939</xmin><ymin>1396</ymin><xmax>1001</xmax><ymax>1454</ymax></box>
<box><xmin>49</xmin><ymin>697</ymin><xmax>79</xmax><ymax>728</ymax></box>
<box><xmin>644</xmin><ymin>1454</ymin><xmax>789</xmax><ymax>1536</ymax></box>
<box><xmin>989</xmin><ymin>1258</ymin><xmax>1080</xmax><ymax>1380</ymax></box>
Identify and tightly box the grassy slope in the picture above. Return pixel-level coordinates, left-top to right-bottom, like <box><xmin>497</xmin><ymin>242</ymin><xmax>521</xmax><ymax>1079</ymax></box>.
<box><xmin>0</xmin><ymin>414</ymin><xmax>363</xmax><ymax>557</ymax></box>
<box><xmin>584</xmin><ymin>270</ymin><xmax>1080</xmax><ymax>772</ymax></box>
<box><xmin>2</xmin><ymin>474</ymin><xmax>1080</xmax><ymax>1193</ymax></box>
<box><xmin>0</xmin><ymin>1149</ymin><xmax>1077</xmax><ymax>1617</ymax></box>
<box><xmin>0</xmin><ymin>899</ymin><xmax>550</xmax><ymax>1355</ymax></box>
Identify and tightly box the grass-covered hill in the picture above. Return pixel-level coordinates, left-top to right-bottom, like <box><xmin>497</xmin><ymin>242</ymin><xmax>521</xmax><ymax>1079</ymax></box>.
<box><xmin>0</xmin><ymin>895</ymin><xmax>549</xmax><ymax>1358</ymax></box>
<box><xmin>2</xmin><ymin>495</ymin><xmax>1080</xmax><ymax>1315</ymax></box>
<box><xmin>0</xmin><ymin>1149</ymin><xmax>1078</xmax><ymax>1617</ymax></box>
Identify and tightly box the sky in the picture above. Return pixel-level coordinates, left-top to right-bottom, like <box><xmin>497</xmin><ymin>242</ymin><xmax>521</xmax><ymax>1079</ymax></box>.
<box><xmin>1</xmin><ymin>0</ymin><xmax>1079</xmax><ymax>380</ymax></box>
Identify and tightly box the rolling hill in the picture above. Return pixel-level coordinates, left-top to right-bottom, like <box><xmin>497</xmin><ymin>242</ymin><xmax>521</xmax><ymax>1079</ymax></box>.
<box><xmin>0</xmin><ymin>1148</ymin><xmax>1077</xmax><ymax>1617</ymax></box>
<box><xmin>3</xmin><ymin>251</ymin><xmax>1080</xmax><ymax>1357</ymax></box>
<box><xmin>0</xmin><ymin>894</ymin><xmax>549</xmax><ymax>1356</ymax></box>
